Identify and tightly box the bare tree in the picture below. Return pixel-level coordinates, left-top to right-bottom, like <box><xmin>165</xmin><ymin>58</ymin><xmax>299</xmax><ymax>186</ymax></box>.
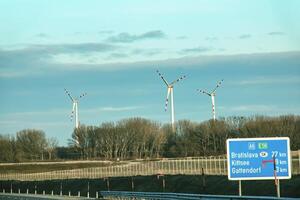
<box><xmin>46</xmin><ymin>137</ymin><xmax>58</xmax><ymax>160</ymax></box>
<box><xmin>69</xmin><ymin>126</ymin><xmax>89</xmax><ymax>159</ymax></box>
<box><xmin>0</xmin><ymin>135</ymin><xmax>15</xmax><ymax>162</ymax></box>
<box><xmin>16</xmin><ymin>129</ymin><xmax>47</xmax><ymax>161</ymax></box>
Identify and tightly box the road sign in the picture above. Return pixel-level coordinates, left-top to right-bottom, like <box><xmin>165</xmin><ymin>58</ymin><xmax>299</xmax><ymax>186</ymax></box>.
<box><xmin>226</xmin><ymin>137</ymin><xmax>291</xmax><ymax>180</ymax></box>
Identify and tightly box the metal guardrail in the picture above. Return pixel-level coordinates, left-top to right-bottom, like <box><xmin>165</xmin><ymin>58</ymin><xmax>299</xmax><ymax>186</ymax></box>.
<box><xmin>0</xmin><ymin>193</ymin><xmax>96</xmax><ymax>199</ymax></box>
<box><xmin>100</xmin><ymin>191</ymin><xmax>299</xmax><ymax>200</ymax></box>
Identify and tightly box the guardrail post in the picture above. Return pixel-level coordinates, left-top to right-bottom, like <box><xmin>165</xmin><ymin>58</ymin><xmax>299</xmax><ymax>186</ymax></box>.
<box><xmin>69</xmin><ymin>191</ymin><xmax>71</xmax><ymax>197</ymax></box>
<box><xmin>218</xmin><ymin>156</ymin><xmax>221</xmax><ymax>174</ymax></box>
<box><xmin>26</xmin><ymin>188</ymin><xmax>28</xmax><ymax>194</ymax></box>
<box><xmin>10</xmin><ymin>182</ymin><xmax>12</xmax><ymax>194</ymax></box>
<box><xmin>157</xmin><ymin>174</ymin><xmax>165</xmax><ymax>192</ymax></box>
<box><xmin>105</xmin><ymin>178</ymin><xmax>110</xmax><ymax>191</ymax></box>
<box><xmin>298</xmin><ymin>150</ymin><xmax>300</xmax><ymax>174</ymax></box>
<box><xmin>34</xmin><ymin>183</ymin><xmax>37</xmax><ymax>195</ymax></box>
<box><xmin>131</xmin><ymin>177</ymin><xmax>134</xmax><ymax>191</ymax></box>
<box><xmin>51</xmin><ymin>190</ymin><xmax>53</xmax><ymax>195</ymax></box>
<box><xmin>87</xmin><ymin>181</ymin><xmax>90</xmax><ymax>198</ymax></box>
<box><xmin>162</xmin><ymin>176</ymin><xmax>165</xmax><ymax>192</ymax></box>
<box><xmin>78</xmin><ymin>191</ymin><xmax>80</xmax><ymax>197</ymax></box>
<box><xmin>205</xmin><ymin>157</ymin><xmax>208</xmax><ymax>174</ymax></box>
<box><xmin>18</xmin><ymin>188</ymin><xmax>20</xmax><ymax>194</ymax></box>
<box><xmin>209</xmin><ymin>157</ymin><xmax>212</xmax><ymax>174</ymax></box>
<box><xmin>201</xmin><ymin>167</ymin><xmax>206</xmax><ymax>191</ymax></box>
<box><xmin>60</xmin><ymin>181</ymin><xmax>62</xmax><ymax>196</ymax></box>
<box><xmin>43</xmin><ymin>190</ymin><xmax>45</xmax><ymax>195</ymax></box>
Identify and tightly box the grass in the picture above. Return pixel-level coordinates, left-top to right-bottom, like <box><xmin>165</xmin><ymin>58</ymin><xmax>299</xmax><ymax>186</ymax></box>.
<box><xmin>0</xmin><ymin>161</ymin><xmax>123</xmax><ymax>173</ymax></box>
<box><xmin>0</xmin><ymin>175</ymin><xmax>299</xmax><ymax>198</ymax></box>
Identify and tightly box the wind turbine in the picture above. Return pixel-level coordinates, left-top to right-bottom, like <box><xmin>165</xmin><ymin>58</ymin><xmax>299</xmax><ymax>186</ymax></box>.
<box><xmin>156</xmin><ymin>70</ymin><xmax>186</xmax><ymax>130</ymax></box>
<box><xmin>197</xmin><ymin>79</ymin><xmax>223</xmax><ymax>121</ymax></box>
<box><xmin>64</xmin><ymin>89</ymin><xmax>87</xmax><ymax>129</ymax></box>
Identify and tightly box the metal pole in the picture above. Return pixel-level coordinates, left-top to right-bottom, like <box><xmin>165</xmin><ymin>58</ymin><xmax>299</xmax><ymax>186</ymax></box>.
<box><xmin>106</xmin><ymin>178</ymin><xmax>110</xmax><ymax>191</ymax></box>
<box><xmin>131</xmin><ymin>177</ymin><xmax>134</xmax><ymax>191</ymax></box>
<box><xmin>273</xmin><ymin>156</ymin><xmax>280</xmax><ymax>198</ymax></box>
<box><xmin>87</xmin><ymin>181</ymin><xmax>90</xmax><ymax>198</ymax></box>
<box><xmin>201</xmin><ymin>168</ymin><xmax>206</xmax><ymax>191</ymax></box>
<box><xmin>60</xmin><ymin>182</ymin><xmax>62</xmax><ymax>196</ymax></box>
<box><xmin>75</xmin><ymin>101</ymin><xmax>79</xmax><ymax>129</ymax></box>
<box><xmin>170</xmin><ymin>87</ymin><xmax>175</xmax><ymax>131</ymax></box>
<box><xmin>162</xmin><ymin>176</ymin><xmax>165</xmax><ymax>192</ymax></box>
<box><xmin>239</xmin><ymin>180</ymin><xmax>242</xmax><ymax>196</ymax></box>
<box><xmin>298</xmin><ymin>150</ymin><xmax>300</xmax><ymax>174</ymax></box>
<box><xmin>211</xmin><ymin>95</ymin><xmax>216</xmax><ymax>121</ymax></box>
<box><xmin>277</xmin><ymin>180</ymin><xmax>280</xmax><ymax>198</ymax></box>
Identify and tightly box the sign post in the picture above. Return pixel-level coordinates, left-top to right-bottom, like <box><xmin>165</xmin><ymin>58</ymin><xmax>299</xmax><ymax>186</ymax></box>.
<box><xmin>238</xmin><ymin>180</ymin><xmax>242</xmax><ymax>196</ymax></box>
<box><xmin>227</xmin><ymin>137</ymin><xmax>291</xmax><ymax>197</ymax></box>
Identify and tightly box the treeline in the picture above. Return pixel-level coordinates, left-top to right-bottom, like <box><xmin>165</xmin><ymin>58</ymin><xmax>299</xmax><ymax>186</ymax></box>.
<box><xmin>1</xmin><ymin>115</ymin><xmax>299</xmax><ymax>162</ymax></box>
<box><xmin>0</xmin><ymin>130</ymin><xmax>58</xmax><ymax>162</ymax></box>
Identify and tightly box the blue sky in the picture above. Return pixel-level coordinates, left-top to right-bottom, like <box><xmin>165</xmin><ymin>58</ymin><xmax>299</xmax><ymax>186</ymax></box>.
<box><xmin>0</xmin><ymin>0</ymin><xmax>300</xmax><ymax>145</ymax></box>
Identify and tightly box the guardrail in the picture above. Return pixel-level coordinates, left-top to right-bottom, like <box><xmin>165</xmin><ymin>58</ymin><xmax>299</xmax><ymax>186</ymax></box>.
<box><xmin>100</xmin><ymin>191</ymin><xmax>298</xmax><ymax>200</ymax></box>
<box><xmin>0</xmin><ymin>157</ymin><xmax>299</xmax><ymax>181</ymax></box>
<box><xmin>0</xmin><ymin>193</ymin><xmax>95</xmax><ymax>199</ymax></box>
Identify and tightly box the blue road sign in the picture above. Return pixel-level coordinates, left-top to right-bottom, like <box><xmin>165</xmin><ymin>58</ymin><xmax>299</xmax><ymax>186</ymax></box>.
<box><xmin>226</xmin><ymin>137</ymin><xmax>291</xmax><ymax>180</ymax></box>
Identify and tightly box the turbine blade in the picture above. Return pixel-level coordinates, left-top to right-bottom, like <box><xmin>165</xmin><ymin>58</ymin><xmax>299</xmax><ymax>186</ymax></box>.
<box><xmin>170</xmin><ymin>75</ymin><xmax>186</xmax><ymax>85</ymax></box>
<box><xmin>197</xmin><ymin>89</ymin><xmax>211</xmax><ymax>96</ymax></box>
<box><xmin>211</xmin><ymin>79</ymin><xmax>224</xmax><ymax>93</ymax></box>
<box><xmin>64</xmin><ymin>88</ymin><xmax>74</xmax><ymax>102</ymax></box>
<box><xmin>79</xmin><ymin>92</ymin><xmax>87</xmax><ymax>99</ymax></box>
<box><xmin>165</xmin><ymin>88</ymin><xmax>171</xmax><ymax>111</ymax></box>
<box><xmin>156</xmin><ymin>70</ymin><xmax>169</xmax><ymax>86</ymax></box>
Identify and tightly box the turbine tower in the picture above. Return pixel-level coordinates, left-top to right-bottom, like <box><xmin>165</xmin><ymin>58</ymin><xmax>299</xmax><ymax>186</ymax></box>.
<box><xmin>156</xmin><ymin>70</ymin><xmax>186</xmax><ymax>130</ymax></box>
<box><xmin>64</xmin><ymin>89</ymin><xmax>87</xmax><ymax>129</ymax></box>
<box><xmin>197</xmin><ymin>79</ymin><xmax>223</xmax><ymax>121</ymax></box>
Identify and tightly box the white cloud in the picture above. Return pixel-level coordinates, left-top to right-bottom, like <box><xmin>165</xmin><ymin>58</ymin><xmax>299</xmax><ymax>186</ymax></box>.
<box><xmin>83</xmin><ymin>106</ymin><xmax>142</xmax><ymax>113</ymax></box>
<box><xmin>0</xmin><ymin>106</ymin><xmax>143</xmax><ymax>126</ymax></box>
<box><xmin>220</xmin><ymin>104</ymin><xmax>300</xmax><ymax>114</ymax></box>
<box><xmin>1</xmin><ymin>50</ymin><xmax>299</xmax><ymax>78</ymax></box>
<box><xmin>2</xmin><ymin>109</ymin><xmax>69</xmax><ymax>118</ymax></box>
<box><xmin>0</xmin><ymin>120</ymin><xmax>19</xmax><ymax>125</ymax></box>
<box><xmin>101</xmin><ymin>106</ymin><xmax>140</xmax><ymax>112</ymax></box>
<box><xmin>0</xmin><ymin>71</ymin><xmax>35</xmax><ymax>78</ymax></box>
<box><xmin>106</xmin><ymin>30</ymin><xmax>166</xmax><ymax>43</ymax></box>
<box><xmin>228</xmin><ymin>105</ymin><xmax>276</xmax><ymax>112</ymax></box>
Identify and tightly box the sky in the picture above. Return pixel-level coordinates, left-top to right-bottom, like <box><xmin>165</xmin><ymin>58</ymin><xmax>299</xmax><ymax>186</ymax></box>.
<box><xmin>0</xmin><ymin>0</ymin><xmax>300</xmax><ymax>145</ymax></box>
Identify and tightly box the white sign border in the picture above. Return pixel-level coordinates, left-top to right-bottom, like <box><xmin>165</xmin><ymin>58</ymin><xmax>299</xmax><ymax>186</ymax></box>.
<box><xmin>226</xmin><ymin>137</ymin><xmax>291</xmax><ymax>180</ymax></box>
